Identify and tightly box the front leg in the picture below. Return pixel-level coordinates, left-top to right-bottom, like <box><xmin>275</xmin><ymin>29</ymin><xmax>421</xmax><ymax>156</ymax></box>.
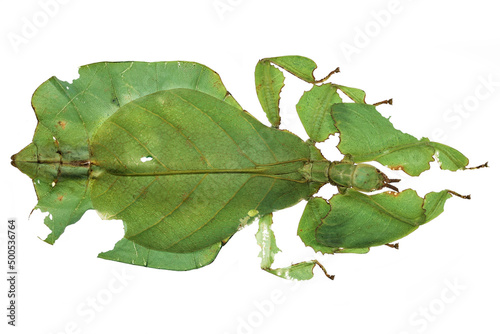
<box><xmin>255</xmin><ymin>55</ymin><xmax>339</xmax><ymax>128</ymax></box>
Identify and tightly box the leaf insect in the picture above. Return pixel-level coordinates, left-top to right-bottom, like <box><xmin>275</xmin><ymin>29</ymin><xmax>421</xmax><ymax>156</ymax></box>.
<box><xmin>11</xmin><ymin>56</ymin><xmax>487</xmax><ymax>280</ymax></box>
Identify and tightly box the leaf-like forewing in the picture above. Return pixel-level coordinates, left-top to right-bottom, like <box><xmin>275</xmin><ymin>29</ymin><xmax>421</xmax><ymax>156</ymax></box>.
<box><xmin>91</xmin><ymin>89</ymin><xmax>324</xmax><ymax>253</ymax></box>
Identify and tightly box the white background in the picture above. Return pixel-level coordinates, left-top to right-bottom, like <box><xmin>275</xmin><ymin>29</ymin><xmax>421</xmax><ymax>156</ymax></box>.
<box><xmin>1</xmin><ymin>1</ymin><xmax>499</xmax><ymax>333</ymax></box>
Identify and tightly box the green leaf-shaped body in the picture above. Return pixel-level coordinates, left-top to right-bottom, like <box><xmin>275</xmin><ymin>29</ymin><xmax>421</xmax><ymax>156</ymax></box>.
<box><xmin>12</xmin><ymin>56</ymin><xmax>479</xmax><ymax>278</ymax></box>
<box><xmin>90</xmin><ymin>88</ymin><xmax>324</xmax><ymax>252</ymax></box>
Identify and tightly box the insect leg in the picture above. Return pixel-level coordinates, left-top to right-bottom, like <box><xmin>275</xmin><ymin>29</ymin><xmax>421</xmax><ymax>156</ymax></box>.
<box><xmin>256</xmin><ymin>213</ymin><xmax>334</xmax><ymax>280</ymax></box>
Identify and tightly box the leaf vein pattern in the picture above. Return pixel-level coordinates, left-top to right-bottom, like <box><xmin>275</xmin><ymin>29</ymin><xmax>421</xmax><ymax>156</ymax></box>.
<box><xmin>107</xmin><ymin>177</ymin><xmax>157</xmax><ymax>219</ymax></box>
<box><xmin>239</xmin><ymin>113</ymin><xmax>278</xmax><ymax>161</ymax></box>
<box><xmin>154</xmin><ymin>62</ymin><xmax>159</xmax><ymax>92</ymax></box>
<box><xmin>108</xmin><ymin>120</ymin><xmax>169</xmax><ymax>170</ymax></box>
<box><xmin>255</xmin><ymin>178</ymin><xmax>277</xmax><ymax>209</ymax></box>
<box><xmin>105</xmin><ymin>62</ymin><xmax>121</xmax><ymax>107</ymax></box>
<box><xmin>352</xmin><ymin>193</ymin><xmax>420</xmax><ymax>227</ymax></box>
<box><xmin>92</xmin><ymin>175</ymin><xmax>119</xmax><ymax>199</ymax></box>
<box><xmin>162</xmin><ymin>176</ymin><xmax>253</xmax><ymax>249</ymax></box>
<box><xmin>52</xmin><ymin>79</ymin><xmax>91</xmax><ymax>148</ymax></box>
<box><xmin>92</xmin><ymin>141</ymin><xmax>130</xmax><ymax>171</ymax></box>
<box><xmin>131</xmin><ymin>102</ymin><xmax>214</xmax><ymax>168</ymax></box>
<box><xmin>169</xmin><ymin>91</ymin><xmax>258</xmax><ymax>166</ymax></box>
<box><xmin>194</xmin><ymin>66</ymin><xmax>204</xmax><ymax>90</ymax></box>
<box><xmin>52</xmin><ymin>67</ymin><xmax>98</xmax><ymax>126</ymax></box>
<box><xmin>126</xmin><ymin>174</ymin><xmax>208</xmax><ymax>239</ymax></box>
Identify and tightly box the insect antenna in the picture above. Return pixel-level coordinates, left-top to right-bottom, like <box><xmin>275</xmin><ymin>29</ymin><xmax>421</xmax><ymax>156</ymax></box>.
<box><xmin>382</xmin><ymin>174</ymin><xmax>401</xmax><ymax>192</ymax></box>
<box><xmin>384</xmin><ymin>183</ymin><xmax>400</xmax><ymax>192</ymax></box>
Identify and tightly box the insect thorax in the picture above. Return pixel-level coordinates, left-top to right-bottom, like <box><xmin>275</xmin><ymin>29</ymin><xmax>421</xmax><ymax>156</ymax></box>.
<box><xmin>328</xmin><ymin>162</ymin><xmax>387</xmax><ymax>192</ymax></box>
<box><xmin>302</xmin><ymin>161</ymin><xmax>390</xmax><ymax>193</ymax></box>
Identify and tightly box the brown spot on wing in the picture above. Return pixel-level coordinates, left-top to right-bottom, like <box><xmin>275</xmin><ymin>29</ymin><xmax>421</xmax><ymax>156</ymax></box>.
<box><xmin>57</xmin><ymin>121</ymin><xmax>67</xmax><ymax>129</ymax></box>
